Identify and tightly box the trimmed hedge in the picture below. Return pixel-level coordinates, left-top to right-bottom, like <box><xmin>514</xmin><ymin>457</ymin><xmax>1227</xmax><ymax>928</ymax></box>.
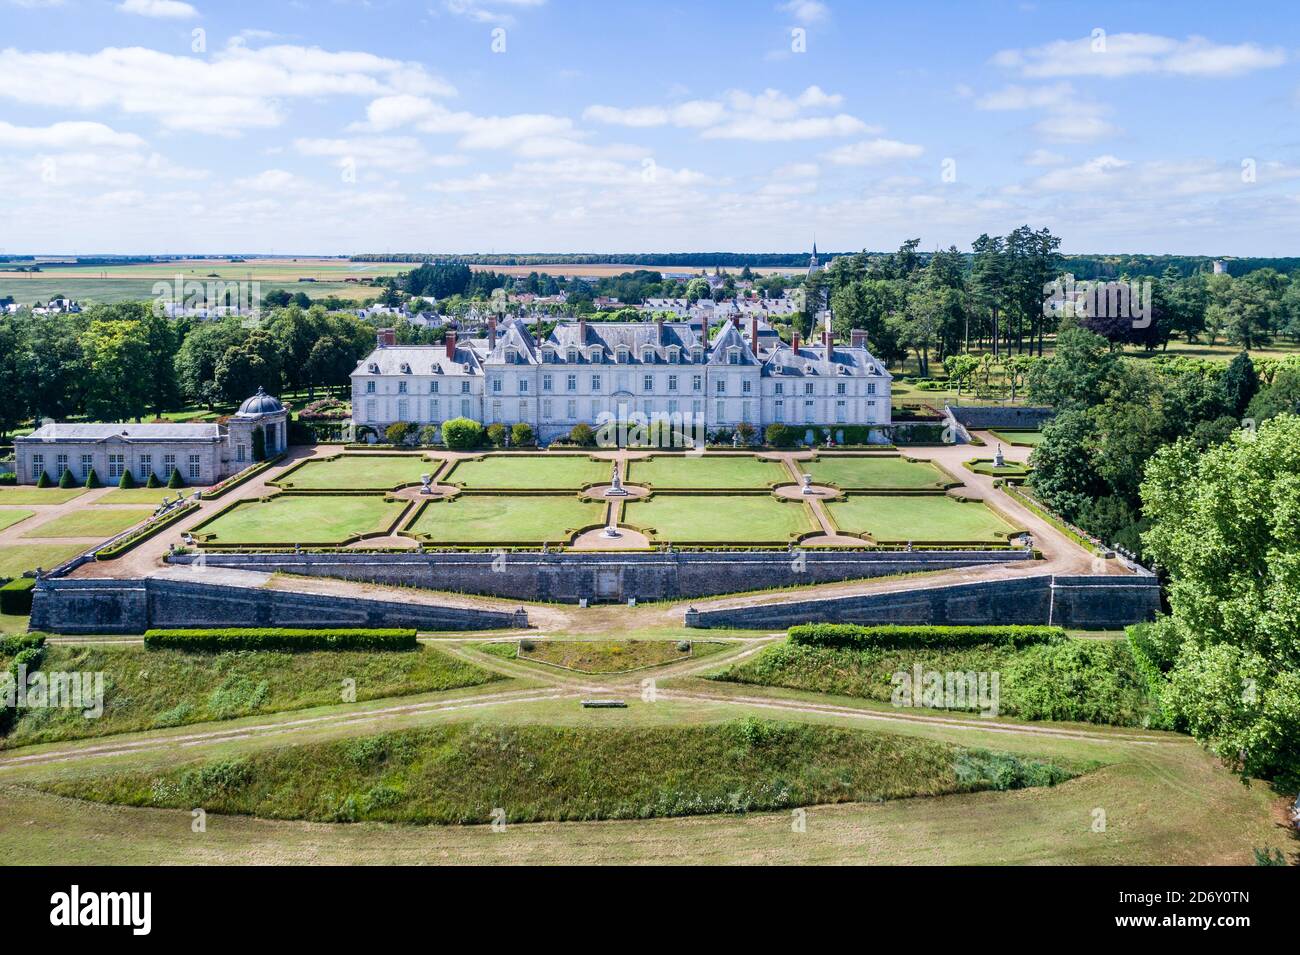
<box><xmin>0</xmin><ymin>632</ymin><xmax>46</xmax><ymax>655</ymax></box>
<box><xmin>789</xmin><ymin>623</ymin><xmax>1065</xmax><ymax>650</ymax></box>
<box><xmin>143</xmin><ymin>627</ymin><xmax>419</xmax><ymax>652</ymax></box>
<box><xmin>0</xmin><ymin>577</ymin><xmax>36</xmax><ymax>615</ymax></box>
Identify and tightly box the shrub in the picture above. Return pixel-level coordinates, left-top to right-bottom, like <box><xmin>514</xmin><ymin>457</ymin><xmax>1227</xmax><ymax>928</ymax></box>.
<box><xmin>143</xmin><ymin>628</ymin><xmax>418</xmax><ymax>652</ymax></box>
<box><xmin>36</xmin><ymin>470</ymin><xmax>51</xmax><ymax>488</ymax></box>
<box><xmin>568</xmin><ymin>422</ymin><xmax>596</xmax><ymax>447</ymax></box>
<box><xmin>117</xmin><ymin>469</ymin><xmax>135</xmax><ymax>489</ymax></box>
<box><xmin>736</xmin><ymin>421</ymin><xmax>756</xmax><ymax>443</ymax></box>
<box><xmin>0</xmin><ymin>577</ymin><xmax>37</xmax><ymax>615</ymax></box>
<box><xmin>511</xmin><ymin>422</ymin><xmax>535</xmax><ymax>447</ymax></box>
<box><xmin>83</xmin><ymin>468</ymin><xmax>100</xmax><ymax>489</ymax></box>
<box><xmin>765</xmin><ymin>423</ymin><xmax>796</xmax><ymax>448</ymax></box>
<box><xmin>485</xmin><ymin>422</ymin><xmax>507</xmax><ymax>448</ymax></box>
<box><xmin>385</xmin><ymin>421</ymin><xmax>416</xmax><ymax>446</ymax></box>
<box><xmin>0</xmin><ymin>632</ymin><xmax>45</xmax><ymax>655</ymax></box>
<box><xmin>788</xmin><ymin>623</ymin><xmax>1065</xmax><ymax>650</ymax></box>
<box><xmin>0</xmin><ymin>472</ymin><xmax>15</xmax><ymax>485</ymax></box>
<box><xmin>442</xmin><ymin>417</ymin><xmax>483</xmax><ymax>450</ymax></box>
<box><xmin>58</xmin><ymin>469</ymin><xmax>75</xmax><ymax>489</ymax></box>
<box><xmin>146</xmin><ymin>471</ymin><xmax>162</xmax><ymax>489</ymax></box>
<box><xmin>167</xmin><ymin>468</ymin><xmax>185</xmax><ymax>489</ymax></box>
<box><xmin>418</xmin><ymin>424</ymin><xmax>439</xmax><ymax>447</ymax></box>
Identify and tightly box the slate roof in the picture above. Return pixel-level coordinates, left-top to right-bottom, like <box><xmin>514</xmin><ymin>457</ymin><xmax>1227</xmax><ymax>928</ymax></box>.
<box><xmin>353</xmin><ymin>345</ymin><xmax>482</xmax><ymax>376</ymax></box>
<box><xmin>18</xmin><ymin>423</ymin><xmax>222</xmax><ymax>443</ymax></box>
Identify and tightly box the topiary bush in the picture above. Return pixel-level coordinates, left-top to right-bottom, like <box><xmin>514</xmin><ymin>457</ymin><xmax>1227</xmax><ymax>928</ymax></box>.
<box><xmin>118</xmin><ymin>469</ymin><xmax>135</xmax><ymax>489</ymax></box>
<box><xmin>510</xmin><ymin>422</ymin><xmax>535</xmax><ymax>447</ymax></box>
<box><xmin>442</xmin><ymin>417</ymin><xmax>483</xmax><ymax>450</ymax></box>
<box><xmin>35</xmin><ymin>470</ymin><xmax>51</xmax><ymax>488</ymax></box>
<box><xmin>58</xmin><ymin>469</ymin><xmax>75</xmax><ymax>489</ymax></box>
<box><xmin>84</xmin><ymin>468</ymin><xmax>100</xmax><ymax>489</ymax></box>
<box><xmin>485</xmin><ymin>422</ymin><xmax>506</xmax><ymax>448</ymax></box>
<box><xmin>167</xmin><ymin>468</ymin><xmax>185</xmax><ymax>489</ymax></box>
<box><xmin>385</xmin><ymin>421</ymin><xmax>416</xmax><ymax>446</ymax></box>
<box><xmin>146</xmin><ymin>471</ymin><xmax>162</xmax><ymax>489</ymax></box>
<box><xmin>765</xmin><ymin>423</ymin><xmax>796</xmax><ymax>448</ymax></box>
<box><xmin>567</xmin><ymin>422</ymin><xmax>596</xmax><ymax>447</ymax></box>
<box><xmin>0</xmin><ymin>472</ymin><xmax>15</xmax><ymax>486</ymax></box>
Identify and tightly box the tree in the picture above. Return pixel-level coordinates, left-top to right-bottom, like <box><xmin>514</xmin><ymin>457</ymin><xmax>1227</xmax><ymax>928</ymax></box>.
<box><xmin>1219</xmin><ymin>351</ymin><xmax>1257</xmax><ymax>419</ymax></box>
<box><xmin>1141</xmin><ymin>415</ymin><xmax>1300</xmax><ymax>787</ymax></box>
<box><xmin>82</xmin><ymin>318</ymin><xmax>152</xmax><ymax>421</ymax></box>
<box><xmin>943</xmin><ymin>353</ymin><xmax>979</xmax><ymax>402</ymax></box>
<box><xmin>1245</xmin><ymin>364</ymin><xmax>1300</xmax><ymax>423</ymax></box>
<box><xmin>1025</xmin><ymin>327</ymin><xmax>1119</xmax><ymax>411</ymax></box>
<box><xmin>213</xmin><ymin>329</ymin><xmax>283</xmax><ymax>404</ymax></box>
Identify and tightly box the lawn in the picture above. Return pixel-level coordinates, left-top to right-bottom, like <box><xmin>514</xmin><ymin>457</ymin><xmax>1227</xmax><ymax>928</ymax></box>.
<box><xmin>0</xmin><ymin>643</ymin><xmax>503</xmax><ymax>749</ymax></box>
<box><xmin>35</xmin><ymin>719</ymin><xmax>1080</xmax><ymax>825</ymax></box>
<box><xmin>0</xmin><ymin>510</ymin><xmax>35</xmax><ymax>532</ymax></box>
<box><xmin>0</xmin><ymin>543</ymin><xmax>87</xmax><ymax>577</ymax></box>
<box><xmin>275</xmin><ymin>454</ymin><xmax>440</xmax><ymax>491</ymax></box>
<box><xmin>626</xmin><ymin>455</ymin><xmax>788</xmax><ymax>489</ymax></box>
<box><xmin>989</xmin><ymin>429</ymin><xmax>1044</xmax><ymax>447</ymax></box>
<box><xmin>804</xmin><ymin>455</ymin><xmax>949</xmax><ymax>489</ymax></box>
<box><xmin>444</xmin><ymin>454</ymin><xmax>608</xmax><ymax>490</ymax></box>
<box><xmin>965</xmin><ymin>459</ymin><xmax>1031</xmax><ymax>480</ymax></box>
<box><xmin>406</xmin><ymin>493</ymin><xmax>603</xmax><ymax>544</ymax></box>
<box><xmin>827</xmin><ymin>494</ymin><xmax>1018</xmax><ymax>543</ymax></box>
<box><xmin>625</xmin><ymin>494</ymin><xmax>815</xmax><ymax>543</ymax></box>
<box><xmin>0</xmin><ymin>487</ymin><xmax>86</xmax><ymax>505</ymax></box>
<box><xmin>194</xmin><ymin>494</ymin><xmax>407</xmax><ymax>545</ymax></box>
<box><xmin>496</xmin><ymin>638</ymin><xmax>729</xmax><ymax>673</ymax></box>
<box><xmin>20</xmin><ymin>507</ymin><xmax>153</xmax><ymax>539</ymax></box>
<box><xmin>94</xmin><ymin>487</ymin><xmax>204</xmax><ymax>505</ymax></box>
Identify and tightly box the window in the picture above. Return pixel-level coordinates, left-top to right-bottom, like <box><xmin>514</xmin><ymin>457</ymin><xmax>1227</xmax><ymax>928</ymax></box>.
<box><xmin>164</xmin><ymin>453</ymin><xmax>177</xmax><ymax>477</ymax></box>
<box><xmin>715</xmin><ymin>379</ymin><xmax>726</xmax><ymax>394</ymax></box>
<box><xmin>728</xmin><ymin>350</ymin><xmax>739</xmax><ymax>365</ymax></box>
<box><xmin>461</xmin><ymin>381</ymin><xmax>471</xmax><ymax>394</ymax></box>
<box><xmin>804</xmin><ymin>383</ymin><xmax>815</xmax><ymax>396</ymax></box>
<box><xmin>567</xmin><ymin>374</ymin><xmax>577</xmax><ymax>391</ymax></box>
<box><xmin>32</xmin><ymin>453</ymin><xmax>44</xmax><ymax>480</ymax></box>
<box><xmin>188</xmin><ymin>454</ymin><xmax>201</xmax><ymax>480</ymax></box>
<box><xmin>617</xmin><ymin>348</ymin><xmax>629</xmax><ymax>363</ymax></box>
<box><xmin>836</xmin><ymin>382</ymin><xmax>846</xmax><ymax>395</ymax></box>
<box><xmin>668</xmin><ymin>399</ymin><xmax>678</xmax><ymax>414</ymax></box>
<box><xmin>775</xmin><ymin>400</ymin><xmax>785</xmax><ymax>422</ymax></box>
<box><xmin>543</xmin><ymin>374</ymin><xmax>553</xmax><ymax>391</ymax></box>
<box><xmin>365</xmin><ymin>399</ymin><xmax>377</xmax><ymax>422</ymax></box>
<box><xmin>668</xmin><ymin>349</ymin><xmax>679</xmax><ymax>364</ymax></box>
<box><xmin>237</xmin><ymin>444</ymin><xmax>246</xmax><ymax>462</ymax></box>
<box><xmin>692</xmin><ymin>375</ymin><xmax>702</xmax><ymax>391</ymax></box>
<box><xmin>398</xmin><ymin>399</ymin><xmax>410</xmax><ymax>421</ymax></box>
<box><xmin>430</xmin><ymin>381</ymin><xmax>439</xmax><ymax>394</ymax></box>
<box><xmin>867</xmin><ymin>382</ymin><xmax>876</xmax><ymax>395</ymax></box>
<box><xmin>836</xmin><ymin>399</ymin><xmax>847</xmax><ymax>423</ymax></box>
<box><xmin>542</xmin><ymin>399</ymin><xmax>552</xmax><ymax>419</ymax></box>
<box><xmin>81</xmin><ymin>454</ymin><xmax>94</xmax><ymax>479</ymax></box>
<box><xmin>692</xmin><ymin>399</ymin><xmax>702</xmax><ymax>415</ymax></box>
<box><xmin>108</xmin><ymin>454</ymin><xmax>124</xmax><ymax>479</ymax></box>
<box><xmin>566</xmin><ymin>399</ymin><xmax>577</xmax><ymax>419</ymax></box>
<box><xmin>716</xmin><ymin>400</ymin><xmax>725</xmax><ymax>421</ymax></box>
<box><xmin>398</xmin><ymin>381</ymin><xmax>408</xmax><ymax>394</ymax></box>
<box><xmin>668</xmin><ymin>375</ymin><xmax>678</xmax><ymax>391</ymax></box>
<box><xmin>492</xmin><ymin>400</ymin><xmax>502</xmax><ymax>421</ymax></box>
<box><xmin>492</xmin><ymin>379</ymin><xmax>502</xmax><ymax>393</ymax></box>
<box><xmin>366</xmin><ymin>381</ymin><xmax>376</xmax><ymax>394</ymax></box>
<box><xmin>643</xmin><ymin>375</ymin><xmax>653</xmax><ymax>391</ymax></box>
<box><xmin>137</xmin><ymin>453</ymin><xmax>151</xmax><ymax>480</ymax></box>
<box><xmin>591</xmin><ymin>375</ymin><xmax>601</xmax><ymax>391</ymax></box>
<box><xmin>567</xmin><ymin>348</ymin><xmax>578</xmax><ymax>362</ymax></box>
<box><xmin>505</xmin><ymin>349</ymin><xmax>517</xmax><ymax>363</ymax></box>
<box><xmin>461</xmin><ymin>398</ymin><xmax>472</xmax><ymax>417</ymax></box>
<box><xmin>691</xmin><ymin>348</ymin><xmax>703</xmax><ymax>363</ymax></box>
<box><xmin>518</xmin><ymin>400</ymin><xmax>528</xmax><ymax>419</ymax></box>
<box><xmin>775</xmin><ymin>382</ymin><xmax>784</xmax><ymax>395</ymax></box>
<box><xmin>430</xmin><ymin>399</ymin><xmax>440</xmax><ymax>419</ymax></box>
<box><xmin>519</xmin><ymin>379</ymin><xmax>529</xmax><ymax>394</ymax></box>
<box><xmin>742</xmin><ymin>380</ymin><xmax>752</xmax><ymax>394</ymax></box>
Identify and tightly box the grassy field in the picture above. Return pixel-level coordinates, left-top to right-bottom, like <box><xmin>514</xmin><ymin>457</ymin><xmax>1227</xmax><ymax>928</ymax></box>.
<box><xmin>94</xmin><ymin>487</ymin><xmax>204</xmax><ymax>505</ymax></box>
<box><xmin>0</xmin><ymin>543</ymin><xmax>87</xmax><ymax>577</ymax></box>
<box><xmin>445</xmin><ymin>455</ymin><xmax>607</xmax><ymax>490</ymax></box>
<box><xmin>804</xmin><ymin>455</ymin><xmax>949</xmax><ymax>490</ymax></box>
<box><xmin>195</xmin><ymin>494</ymin><xmax>407</xmax><ymax>545</ymax></box>
<box><xmin>0</xmin><ymin>643</ymin><xmax>502</xmax><ymax>749</ymax></box>
<box><xmin>827</xmin><ymin>494</ymin><xmax>1018</xmax><ymax>543</ymax></box>
<box><xmin>276</xmin><ymin>455</ymin><xmax>440</xmax><ymax>491</ymax></box>
<box><xmin>20</xmin><ymin>507</ymin><xmax>153</xmax><ymax>539</ymax></box>
<box><xmin>989</xmin><ymin>429</ymin><xmax>1045</xmax><ymax>447</ymax></box>
<box><xmin>711</xmin><ymin>638</ymin><xmax>1155</xmax><ymax>726</ymax></box>
<box><xmin>407</xmin><ymin>493</ymin><xmax>603</xmax><ymax>544</ymax></box>
<box><xmin>33</xmin><ymin>719</ymin><xmax>1081</xmax><ymax>825</ymax></box>
<box><xmin>0</xmin><ymin>509</ymin><xmax>35</xmax><ymax>532</ymax></box>
<box><xmin>625</xmin><ymin>494</ymin><xmax>815</xmax><ymax>543</ymax></box>
<box><xmin>626</xmin><ymin>455</ymin><xmax>787</xmax><ymax>489</ymax></box>
<box><xmin>0</xmin><ymin>487</ymin><xmax>86</xmax><ymax>505</ymax></box>
<box><xmin>494</xmin><ymin>638</ymin><xmax>729</xmax><ymax>673</ymax></box>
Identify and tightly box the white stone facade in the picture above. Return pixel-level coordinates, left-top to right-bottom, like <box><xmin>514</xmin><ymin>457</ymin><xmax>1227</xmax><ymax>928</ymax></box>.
<box><xmin>351</xmin><ymin>317</ymin><xmax>892</xmax><ymax>442</ymax></box>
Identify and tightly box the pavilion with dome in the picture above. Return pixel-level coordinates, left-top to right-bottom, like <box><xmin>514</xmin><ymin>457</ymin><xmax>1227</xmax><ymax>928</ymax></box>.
<box><xmin>14</xmin><ymin>387</ymin><xmax>289</xmax><ymax>487</ymax></box>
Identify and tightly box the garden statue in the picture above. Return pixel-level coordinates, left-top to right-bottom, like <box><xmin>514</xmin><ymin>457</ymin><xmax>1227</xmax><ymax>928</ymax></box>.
<box><xmin>605</xmin><ymin>461</ymin><xmax>629</xmax><ymax>496</ymax></box>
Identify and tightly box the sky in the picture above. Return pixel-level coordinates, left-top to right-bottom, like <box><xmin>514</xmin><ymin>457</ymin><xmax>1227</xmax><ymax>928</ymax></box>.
<box><xmin>0</xmin><ymin>0</ymin><xmax>1298</xmax><ymax>256</ymax></box>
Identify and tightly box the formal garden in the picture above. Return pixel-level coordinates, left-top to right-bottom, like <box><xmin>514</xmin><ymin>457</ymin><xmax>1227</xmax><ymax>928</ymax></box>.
<box><xmin>623</xmin><ymin>493</ymin><xmax>817</xmax><ymax>544</ymax></box>
<box><xmin>801</xmin><ymin>454</ymin><xmax>952</xmax><ymax>490</ymax></box>
<box><xmin>404</xmin><ymin>493</ymin><xmax>605</xmax><ymax>545</ymax></box>
<box><xmin>826</xmin><ymin>493</ymin><xmax>1019</xmax><ymax>544</ymax></box>
<box><xmin>273</xmin><ymin>453</ymin><xmax>442</xmax><ymax>491</ymax></box>
<box><xmin>191</xmin><ymin>494</ymin><xmax>409</xmax><ymax>547</ymax></box>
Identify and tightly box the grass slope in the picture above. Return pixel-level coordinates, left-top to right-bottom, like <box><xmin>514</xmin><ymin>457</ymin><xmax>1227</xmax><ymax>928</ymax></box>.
<box><xmin>627</xmin><ymin>455</ymin><xmax>786</xmax><ymax>489</ymax></box>
<box><xmin>827</xmin><ymin>494</ymin><xmax>1016</xmax><ymax>543</ymax></box>
<box><xmin>196</xmin><ymin>494</ymin><xmax>406</xmax><ymax>545</ymax></box>
<box><xmin>408</xmin><ymin>494</ymin><xmax>602</xmax><ymax>544</ymax></box>
<box><xmin>447</xmin><ymin>455</ymin><xmax>607</xmax><ymax>490</ymax></box>
<box><xmin>36</xmin><ymin>719</ymin><xmax>1081</xmax><ymax>824</ymax></box>
<box><xmin>276</xmin><ymin>455</ymin><xmax>439</xmax><ymax>490</ymax></box>
<box><xmin>20</xmin><ymin>507</ymin><xmax>153</xmax><ymax>539</ymax></box>
<box><xmin>94</xmin><ymin>488</ymin><xmax>204</xmax><ymax>505</ymax></box>
<box><xmin>0</xmin><ymin>643</ymin><xmax>502</xmax><ymax>749</ymax></box>
<box><xmin>626</xmin><ymin>494</ymin><xmax>814</xmax><ymax>543</ymax></box>
<box><xmin>496</xmin><ymin>638</ymin><xmax>728</xmax><ymax>673</ymax></box>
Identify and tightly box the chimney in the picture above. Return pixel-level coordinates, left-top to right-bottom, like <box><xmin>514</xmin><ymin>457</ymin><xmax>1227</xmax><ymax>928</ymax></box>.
<box><xmin>578</xmin><ymin>315</ymin><xmax>587</xmax><ymax>345</ymax></box>
<box><xmin>851</xmin><ymin>329</ymin><xmax>868</xmax><ymax>349</ymax></box>
<box><xmin>730</xmin><ymin>315</ymin><xmax>740</xmax><ymax>329</ymax></box>
<box><xmin>377</xmin><ymin>327</ymin><xmax>395</xmax><ymax>348</ymax></box>
<box><xmin>823</xmin><ymin>328</ymin><xmax>832</xmax><ymax>353</ymax></box>
<box><xmin>792</xmin><ymin>331</ymin><xmax>801</xmax><ymax>353</ymax></box>
<box><xmin>488</xmin><ymin>317</ymin><xmax>497</xmax><ymax>350</ymax></box>
<box><xmin>445</xmin><ymin>329</ymin><xmax>457</xmax><ymax>359</ymax></box>
<box><xmin>656</xmin><ymin>314</ymin><xmax>665</xmax><ymax>345</ymax></box>
<box><xmin>750</xmin><ymin>315</ymin><xmax>759</xmax><ymax>356</ymax></box>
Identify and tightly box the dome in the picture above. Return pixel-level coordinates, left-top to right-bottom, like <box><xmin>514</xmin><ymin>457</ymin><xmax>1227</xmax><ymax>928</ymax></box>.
<box><xmin>236</xmin><ymin>386</ymin><xmax>284</xmax><ymax>417</ymax></box>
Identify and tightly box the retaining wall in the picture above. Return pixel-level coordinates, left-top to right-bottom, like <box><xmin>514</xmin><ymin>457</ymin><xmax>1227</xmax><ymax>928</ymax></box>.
<box><xmin>684</xmin><ymin>573</ymin><xmax>1160</xmax><ymax>629</ymax></box>
<box><xmin>29</xmin><ymin>577</ymin><xmax>523</xmax><ymax>635</ymax></box>
<box><xmin>945</xmin><ymin>405</ymin><xmax>1056</xmax><ymax>431</ymax></box>
<box><xmin>168</xmin><ymin>548</ymin><xmax>1034</xmax><ymax>604</ymax></box>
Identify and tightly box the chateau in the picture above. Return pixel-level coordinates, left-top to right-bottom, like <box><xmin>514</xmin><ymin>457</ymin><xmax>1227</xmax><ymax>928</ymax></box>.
<box><xmin>351</xmin><ymin>313</ymin><xmax>892</xmax><ymax>443</ymax></box>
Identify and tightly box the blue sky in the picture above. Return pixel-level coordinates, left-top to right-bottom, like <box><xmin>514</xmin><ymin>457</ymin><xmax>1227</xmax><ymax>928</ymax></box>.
<box><xmin>1</xmin><ymin>0</ymin><xmax>1298</xmax><ymax>255</ymax></box>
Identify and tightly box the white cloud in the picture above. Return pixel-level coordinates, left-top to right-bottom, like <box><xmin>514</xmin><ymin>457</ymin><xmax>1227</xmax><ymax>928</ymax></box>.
<box><xmin>1032</xmin><ymin>110</ymin><xmax>1119</xmax><ymax>143</ymax></box>
<box><xmin>117</xmin><ymin>0</ymin><xmax>199</xmax><ymax>18</ymax></box>
<box><xmin>777</xmin><ymin>0</ymin><xmax>829</xmax><ymax>24</ymax></box>
<box><xmin>356</xmin><ymin>95</ymin><xmax>580</xmax><ymax>153</ymax></box>
<box><xmin>293</xmin><ymin>136</ymin><xmax>465</xmax><ymax>172</ymax></box>
<box><xmin>585</xmin><ymin>86</ymin><xmax>866</xmax><ymax>141</ymax></box>
<box><xmin>441</xmin><ymin>0</ymin><xmax>545</xmax><ymax>26</ymax></box>
<box><xmin>1024</xmin><ymin>148</ymin><xmax>1066</xmax><ymax>167</ymax></box>
<box><xmin>0</xmin><ymin>120</ymin><xmax>146</xmax><ymax>150</ymax></box>
<box><xmin>0</xmin><ymin>44</ymin><xmax>454</xmax><ymax>134</ymax></box>
<box><xmin>994</xmin><ymin>33</ymin><xmax>1285</xmax><ymax>79</ymax></box>
<box><xmin>234</xmin><ymin>169</ymin><xmax>309</xmax><ymax>192</ymax></box>
<box><xmin>974</xmin><ymin>82</ymin><xmax>1118</xmax><ymax>143</ymax></box>
<box><xmin>1029</xmin><ymin>155</ymin><xmax>1130</xmax><ymax>191</ymax></box>
<box><xmin>823</xmin><ymin>138</ymin><xmax>924</xmax><ymax>165</ymax></box>
<box><xmin>975</xmin><ymin>83</ymin><xmax>1074</xmax><ymax>111</ymax></box>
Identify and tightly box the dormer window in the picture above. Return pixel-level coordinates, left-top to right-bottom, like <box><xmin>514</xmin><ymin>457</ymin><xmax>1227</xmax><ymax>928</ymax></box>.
<box><xmin>691</xmin><ymin>348</ymin><xmax>703</xmax><ymax>363</ymax></box>
<box><xmin>505</xmin><ymin>349</ymin><xmax>517</xmax><ymax>363</ymax></box>
<box><xmin>567</xmin><ymin>348</ymin><xmax>579</xmax><ymax>362</ymax></box>
<box><xmin>641</xmin><ymin>347</ymin><xmax>655</xmax><ymax>363</ymax></box>
<box><xmin>616</xmin><ymin>348</ymin><xmax>629</xmax><ymax>363</ymax></box>
<box><xmin>367</xmin><ymin>362</ymin><xmax>379</xmax><ymax>373</ymax></box>
<box><xmin>400</xmin><ymin>362</ymin><xmax>411</xmax><ymax>374</ymax></box>
<box><xmin>590</xmin><ymin>349</ymin><xmax>602</xmax><ymax>363</ymax></box>
<box><xmin>728</xmin><ymin>348</ymin><xmax>740</xmax><ymax>365</ymax></box>
<box><xmin>667</xmin><ymin>347</ymin><xmax>680</xmax><ymax>363</ymax></box>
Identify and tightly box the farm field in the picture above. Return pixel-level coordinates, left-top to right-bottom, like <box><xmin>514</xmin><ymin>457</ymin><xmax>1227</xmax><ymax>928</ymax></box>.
<box><xmin>827</xmin><ymin>494</ymin><xmax>1018</xmax><ymax>543</ymax></box>
<box><xmin>406</xmin><ymin>493</ymin><xmax>603</xmax><ymax>544</ymax></box>
<box><xmin>625</xmin><ymin>454</ymin><xmax>787</xmax><ymax>489</ymax></box>
<box><xmin>275</xmin><ymin>454</ymin><xmax>440</xmax><ymax>490</ymax></box>
<box><xmin>804</xmin><ymin>455</ymin><xmax>949</xmax><ymax>489</ymax></box>
<box><xmin>194</xmin><ymin>494</ymin><xmax>406</xmax><ymax>546</ymax></box>
<box><xmin>20</xmin><ymin>507</ymin><xmax>153</xmax><ymax>539</ymax></box>
<box><xmin>445</xmin><ymin>454</ymin><xmax>608</xmax><ymax>490</ymax></box>
<box><xmin>625</xmin><ymin>493</ymin><xmax>815</xmax><ymax>543</ymax></box>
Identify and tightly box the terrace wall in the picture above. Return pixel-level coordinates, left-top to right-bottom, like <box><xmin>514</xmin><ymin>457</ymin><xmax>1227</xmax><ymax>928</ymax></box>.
<box><xmin>684</xmin><ymin>573</ymin><xmax>1160</xmax><ymax>629</ymax></box>
<box><xmin>167</xmin><ymin>548</ymin><xmax>1032</xmax><ymax>603</ymax></box>
<box><xmin>945</xmin><ymin>405</ymin><xmax>1056</xmax><ymax>431</ymax></box>
<box><xmin>29</xmin><ymin>577</ymin><xmax>522</xmax><ymax>635</ymax></box>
